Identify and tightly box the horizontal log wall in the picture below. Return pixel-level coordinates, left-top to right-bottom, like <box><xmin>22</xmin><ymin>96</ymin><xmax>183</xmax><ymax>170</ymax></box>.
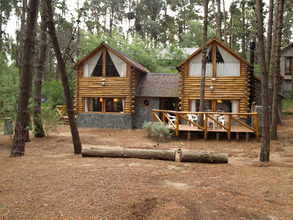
<box><xmin>179</xmin><ymin>61</ymin><xmax>251</xmax><ymax>114</ymax></box>
<box><xmin>74</xmin><ymin>63</ymin><xmax>134</xmax><ymax>115</ymax></box>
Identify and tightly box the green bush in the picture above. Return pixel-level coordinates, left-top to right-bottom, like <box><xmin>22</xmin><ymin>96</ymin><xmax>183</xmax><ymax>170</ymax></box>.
<box><xmin>41</xmin><ymin>101</ymin><xmax>62</xmax><ymax>136</ymax></box>
<box><xmin>142</xmin><ymin>121</ymin><xmax>172</xmax><ymax>142</ymax></box>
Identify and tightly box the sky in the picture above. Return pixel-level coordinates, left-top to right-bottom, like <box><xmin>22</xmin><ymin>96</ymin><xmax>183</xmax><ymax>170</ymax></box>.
<box><xmin>5</xmin><ymin>0</ymin><xmax>270</xmax><ymax>40</ymax></box>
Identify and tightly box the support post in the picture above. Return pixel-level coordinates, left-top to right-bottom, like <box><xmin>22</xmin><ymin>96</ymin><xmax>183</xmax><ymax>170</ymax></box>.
<box><xmin>246</xmin><ymin>133</ymin><xmax>249</xmax><ymax>142</ymax></box>
<box><xmin>228</xmin><ymin>115</ymin><xmax>231</xmax><ymax>141</ymax></box>
<box><xmin>204</xmin><ymin>113</ymin><xmax>208</xmax><ymax>141</ymax></box>
<box><xmin>176</xmin><ymin>112</ymin><xmax>179</xmax><ymax>137</ymax></box>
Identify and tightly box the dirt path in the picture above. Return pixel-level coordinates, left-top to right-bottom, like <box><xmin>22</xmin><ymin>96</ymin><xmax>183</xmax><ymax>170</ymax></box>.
<box><xmin>0</xmin><ymin>116</ymin><xmax>292</xmax><ymax>219</ymax></box>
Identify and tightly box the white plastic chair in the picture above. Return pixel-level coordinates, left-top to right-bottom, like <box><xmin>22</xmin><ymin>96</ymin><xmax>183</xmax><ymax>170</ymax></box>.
<box><xmin>166</xmin><ymin>113</ymin><xmax>176</xmax><ymax>126</ymax></box>
<box><xmin>187</xmin><ymin>114</ymin><xmax>198</xmax><ymax>126</ymax></box>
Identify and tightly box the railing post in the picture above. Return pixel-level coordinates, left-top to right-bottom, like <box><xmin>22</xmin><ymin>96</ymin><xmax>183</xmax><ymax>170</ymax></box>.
<box><xmin>176</xmin><ymin>112</ymin><xmax>179</xmax><ymax>137</ymax></box>
<box><xmin>163</xmin><ymin>112</ymin><xmax>166</xmax><ymax>123</ymax></box>
<box><xmin>204</xmin><ymin>113</ymin><xmax>208</xmax><ymax>140</ymax></box>
<box><xmin>228</xmin><ymin>115</ymin><xmax>231</xmax><ymax>141</ymax></box>
<box><xmin>254</xmin><ymin>113</ymin><xmax>259</xmax><ymax>140</ymax></box>
<box><xmin>152</xmin><ymin>111</ymin><xmax>155</xmax><ymax>124</ymax></box>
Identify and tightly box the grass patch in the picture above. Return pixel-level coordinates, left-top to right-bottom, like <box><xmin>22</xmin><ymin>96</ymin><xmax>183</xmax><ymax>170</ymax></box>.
<box><xmin>282</xmin><ymin>98</ymin><xmax>293</xmax><ymax>111</ymax></box>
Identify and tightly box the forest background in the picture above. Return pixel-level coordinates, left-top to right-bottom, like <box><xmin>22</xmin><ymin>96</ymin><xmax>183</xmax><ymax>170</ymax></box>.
<box><xmin>0</xmin><ymin>0</ymin><xmax>292</xmax><ymax>117</ymax></box>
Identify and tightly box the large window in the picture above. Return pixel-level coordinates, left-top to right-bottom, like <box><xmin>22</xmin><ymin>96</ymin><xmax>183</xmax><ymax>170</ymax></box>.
<box><xmin>83</xmin><ymin>49</ymin><xmax>127</xmax><ymax>77</ymax></box>
<box><xmin>285</xmin><ymin>57</ymin><xmax>293</xmax><ymax>75</ymax></box>
<box><xmin>189</xmin><ymin>45</ymin><xmax>240</xmax><ymax>77</ymax></box>
<box><xmin>190</xmin><ymin>99</ymin><xmax>238</xmax><ymax>113</ymax></box>
<box><xmin>84</xmin><ymin>98</ymin><xmax>124</xmax><ymax>113</ymax></box>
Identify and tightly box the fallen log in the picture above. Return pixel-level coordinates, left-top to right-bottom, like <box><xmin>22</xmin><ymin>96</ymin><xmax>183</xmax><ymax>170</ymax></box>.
<box><xmin>82</xmin><ymin>147</ymin><xmax>175</xmax><ymax>161</ymax></box>
<box><xmin>82</xmin><ymin>147</ymin><xmax>228</xmax><ymax>163</ymax></box>
<box><xmin>181</xmin><ymin>151</ymin><xmax>228</xmax><ymax>163</ymax></box>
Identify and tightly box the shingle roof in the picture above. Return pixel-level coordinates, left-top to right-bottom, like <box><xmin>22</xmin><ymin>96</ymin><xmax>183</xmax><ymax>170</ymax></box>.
<box><xmin>72</xmin><ymin>42</ymin><xmax>150</xmax><ymax>73</ymax></box>
<box><xmin>136</xmin><ymin>73</ymin><xmax>180</xmax><ymax>97</ymax></box>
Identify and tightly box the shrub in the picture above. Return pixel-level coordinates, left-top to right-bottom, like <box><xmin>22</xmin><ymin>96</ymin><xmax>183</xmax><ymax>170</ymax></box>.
<box><xmin>142</xmin><ymin>121</ymin><xmax>172</xmax><ymax>142</ymax></box>
<box><xmin>41</xmin><ymin>101</ymin><xmax>62</xmax><ymax>136</ymax></box>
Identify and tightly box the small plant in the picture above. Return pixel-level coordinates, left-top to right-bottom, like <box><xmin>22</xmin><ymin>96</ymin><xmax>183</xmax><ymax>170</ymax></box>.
<box><xmin>41</xmin><ymin>101</ymin><xmax>63</xmax><ymax>136</ymax></box>
<box><xmin>142</xmin><ymin>121</ymin><xmax>173</xmax><ymax>142</ymax></box>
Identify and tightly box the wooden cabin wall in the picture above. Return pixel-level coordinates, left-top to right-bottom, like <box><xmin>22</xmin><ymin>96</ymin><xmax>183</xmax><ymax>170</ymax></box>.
<box><xmin>178</xmin><ymin>61</ymin><xmax>251</xmax><ymax>114</ymax></box>
<box><xmin>74</xmin><ymin>63</ymin><xmax>135</xmax><ymax>115</ymax></box>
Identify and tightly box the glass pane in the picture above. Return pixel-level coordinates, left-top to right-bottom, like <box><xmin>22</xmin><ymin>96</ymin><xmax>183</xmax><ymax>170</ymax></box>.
<box><xmin>91</xmin><ymin>51</ymin><xmax>103</xmax><ymax>77</ymax></box>
<box><xmin>106</xmin><ymin>50</ymin><xmax>120</xmax><ymax>77</ymax></box>
<box><xmin>216</xmin><ymin>100</ymin><xmax>231</xmax><ymax>112</ymax></box>
<box><xmin>106</xmin><ymin>98</ymin><xmax>123</xmax><ymax>112</ymax></box>
<box><xmin>92</xmin><ymin>98</ymin><xmax>102</xmax><ymax>111</ymax></box>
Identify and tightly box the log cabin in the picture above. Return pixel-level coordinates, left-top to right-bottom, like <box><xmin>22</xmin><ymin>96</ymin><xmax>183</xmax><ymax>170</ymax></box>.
<box><xmin>72</xmin><ymin>42</ymin><xmax>179</xmax><ymax>129</ymax></box>
<box><xmin>73</xmin><ymin>39</ymin><xmax>259</xmax><ymax>129</ymax></box>
<box><xmin>176</xmin><ymin>38</ymin><xmax>255</xmax><ymax>117</ymax></box>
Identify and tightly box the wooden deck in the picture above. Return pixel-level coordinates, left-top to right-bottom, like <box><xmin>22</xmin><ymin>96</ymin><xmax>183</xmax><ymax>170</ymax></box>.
<box><xmin>169</xmin><ymin>124</ymin><xmax>255</xmax><ymax>133</ymax></box>
<box><xmin>153</xmin><ymin>109</ymin><xmax>259</xmax><ymax>141</ymax></box>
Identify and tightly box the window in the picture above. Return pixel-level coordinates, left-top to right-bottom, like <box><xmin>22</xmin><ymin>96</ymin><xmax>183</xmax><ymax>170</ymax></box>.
<box><xmin>190</xmin><ymin>99</ymin><xmax>238</xmax><ymax>113</ymax></box>
<box><xmin>84</xmin><ymin>48</ymin><xmax>127</xmax><ymax>77</ymax></box>
<box><xmin>106</xmin><ymin>98</ymin><xmax>123</xmax><ymax>112</ymax></box>
<box><xmin>142</xmin><ymin>99</ymin><xmax>151</xmax><ymax>107</ymax></box>
<box><xmin>285</xmin><ymin>57</ymin><xmax>292</xmax><ymax>75</ymax></box>
<box><xmin>189</xmin><ymin>45</ymin><xmax>240</xmax><ymax>77</ymax></box>
<box><xmin>84</xmin><ymin>98</ymin><xmax>102</xmax><ymax>112</ymax></box>
<box><xmin>84</xmin><ymin>98</ymin><xmax>124</xmax><ymax>113</ymax></box>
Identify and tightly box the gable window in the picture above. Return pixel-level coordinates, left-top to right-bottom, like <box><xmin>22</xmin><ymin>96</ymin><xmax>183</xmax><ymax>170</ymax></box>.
<box><xmin>83</xmin><ymin>48</ymin><xmax>127</xmax><ymax>77</ymax></box>
<box><xmin>84</xmin><ymin>97</ymin><xmax>124</xmax><ymax>113</ymax></box>
<box><xmin>189</xmin><ymin>44</ymin><xmax>240</xmax><ymax>77</ymax></box>
<box><xmin>285</xmin><ymin>57</ymin><xmax>292</xmax><ymax>75</ymax></box>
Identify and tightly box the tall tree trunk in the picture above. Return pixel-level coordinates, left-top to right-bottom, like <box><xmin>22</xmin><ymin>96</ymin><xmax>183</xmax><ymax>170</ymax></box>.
<box><xmin>11</xmin><ymin>0</ymin><xmax>39</xmax><ymax>157</ymax></box>
<box><xmin>33</xmin><ymin>0</ymin><xmax>47</xmax><ymax>138</ymax></box>
<box><xmin>267</xmin><ymin>0</ymin><xmax>275</xmax><ymax>116</ymax></box>
<box><xmin>271</xmin><ymin>0</ymin><xmax>284</xmax><ymax>140</ymax></box>
<box><xmin>45</xmin><ymin>0</ymin><xmax>82</xmax><ymax>154</ymax></box>
<box><xmin>212</xmin><ymin>0</ymin><xmax>221</xmax><ymax>41</ymax></box>
<box><xmin>256</xmin><ymin>0</ymin><xmax>270</xmax><ymax>162</ymax></box>
<box><xmin>216</xmin><ymin>0</ymin><xmax>222</xmax><ymax>35</ymax></box>
<box><xmin>222</xmin><ymin>0</ymin><xmax>227</xmax><ymax>44</ymax></box>
<box><xmin>199</xmin><ymin>0</ymin><xmax>209</xmax><ymax>126</ymax></box>
<box><xmin>229</xmin><ymin>6</ymin><xmax>233</xmax><ymax>48</ymax></box>
<box><xmin>241</xmin><ymin>0</ymin><xmax>246</xmax><ymax>58</ymax></box>
<box><xmin>0</xmin><ymin>14</ymin><xmax>2</xmax><ymax>52</ymax></box>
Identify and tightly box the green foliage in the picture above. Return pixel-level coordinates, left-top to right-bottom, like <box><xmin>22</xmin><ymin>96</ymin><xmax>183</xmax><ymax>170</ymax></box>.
<box><xmin>42</xmin><ymin>80</ymin><xmax>65</xmax><ymax>105</ymax></box>
<box><xmin>40</xmin><ymin>101</ymin><xmax>62</xmax><ymax>136</ymax></box>
<box><xmin>282</xmin><ymin>99</ymin><xmax>293</xmax><ymax>111</ymax></box>
<box><xmin>142</xmin><ymin>121</ymin><xmax>172</xmax><ymax>142</ymax></box>
<box><xmin>0</xmin><ymin>54</ymin><xmax>19</xmax><ymax>118</ymax></box>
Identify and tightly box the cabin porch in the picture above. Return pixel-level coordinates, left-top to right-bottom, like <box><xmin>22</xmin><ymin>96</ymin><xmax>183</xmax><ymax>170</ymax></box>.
<box><xmin>152</xmin><ymin>109</ymin><xmax>259</xmax><ymax>141</ymax></box>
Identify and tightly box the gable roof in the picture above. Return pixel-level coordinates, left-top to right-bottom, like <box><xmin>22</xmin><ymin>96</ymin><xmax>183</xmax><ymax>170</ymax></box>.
<box><xmin>72</xmin><ymin>42</ymin><xmax>150</xmax><ymax>73</ymax></box>
<box><xmin>281</xmin><ymin>42</ymin><xmax>293</xmax><ymax>53</ymax></box>
<box><xmin>136</xmin><ymin>73</ymin><xmax>179</xmax><ymax>97</ymax></box>
<box><xmin>176</xmin><ymin>38</ymin><xmax>252</xmax><ymax>69</ymax></box>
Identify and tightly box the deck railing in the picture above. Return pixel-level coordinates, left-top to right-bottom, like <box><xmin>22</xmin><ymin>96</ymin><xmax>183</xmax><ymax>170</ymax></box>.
<box><xmin>152</xmin><ymin>109</ymin><xmax>259</xmax><ymax>141</ymax></box>
<box><xmin>56</xmin><ymin>105</ymin><xmax>67</xmax><ymax>119</ymax></box>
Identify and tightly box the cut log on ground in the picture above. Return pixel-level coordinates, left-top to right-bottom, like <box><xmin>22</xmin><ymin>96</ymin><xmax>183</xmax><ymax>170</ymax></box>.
<box><xmin>181</xmin><ymin>151</ymin><xmax>228</xmax><ymax>163</ymax></box>
<box><xmin>82</xmin><ymin>147</ymin><xmax>175</xmax><ymax>161</ymax></box>
<box><xmin>82</xmin><ymin>147</ymin><xmax>228</xmax><ymax>163</ymax></box>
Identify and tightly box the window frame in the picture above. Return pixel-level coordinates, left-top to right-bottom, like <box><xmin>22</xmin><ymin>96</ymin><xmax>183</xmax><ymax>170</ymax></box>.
<box><xmin>142</xmin><ymin>98</ymin><xmax>151</xmax><ymax>107</ymax></box>
<box><xmin>83</xmin><ymin>97</ymin><xmax>124</xmax><ymax>114</ymax></box>
<box><xmin>285</xmin><ymin>57</ymin><xmax>292</xmax><ymax>75</ymax></box>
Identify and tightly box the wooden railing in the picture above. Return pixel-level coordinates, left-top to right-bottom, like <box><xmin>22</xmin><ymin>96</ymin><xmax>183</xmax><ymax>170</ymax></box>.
<box><xmin>152</xmin><ymin>109</ymin><xmax>259</xmax><ymax>141</ymax></box>
<box><xmin>56</xmin><ymin>105</ymin><xmax>67</xmax><ymax>119</ymax></box>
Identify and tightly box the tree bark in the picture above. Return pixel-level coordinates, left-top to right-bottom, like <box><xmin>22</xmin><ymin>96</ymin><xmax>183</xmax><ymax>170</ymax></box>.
<box><xmin>10</xmin><ymin>0</ymin><xmax>39</xmax><ymax>157</ymax></box>
<box><xmin>256</xmin><ymin>0</ymin><xmax>270</xmax><ymax>162</ymax></box>
<box><xmin>212</xmin><ymin>0</ymin><xmax>222</xmax><ymax>41</ymax></box>
<box><xmin>222</xmin><ymin>0</ymin><xmax>227</xmax><ymax>44</ymax></box>
<box><xmin>241</xmin><ymin>0</ymin><xmax>246</xmax><ymax>58</ymax></box>
<box><xmin>33</xmin><ymin>0</ymin><xmax>48</xmax><ymax>138</ymax></box>
<box><xmin>199</xmin><ymin>0</ymin><xmax>209</xmax><ymax>126</ymax></box>
<box><xmin>45</xmin><ymin>0</ymin><xmax>82</xmax><ymax>154</ymax></box>
<box><xmin>271</xmin><ymin>0</ymin><xmax>284</xmax><ymax>140</ymax></box>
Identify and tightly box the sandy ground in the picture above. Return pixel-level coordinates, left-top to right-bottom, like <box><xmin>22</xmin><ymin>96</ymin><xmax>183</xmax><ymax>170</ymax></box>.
<box><xmin>0</xmin><ymin>115</ymin><xmax>293</xmax><ymax>219</ymax></box>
